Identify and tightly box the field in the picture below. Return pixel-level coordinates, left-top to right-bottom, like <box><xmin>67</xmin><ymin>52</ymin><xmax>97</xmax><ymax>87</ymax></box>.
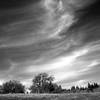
<box><xmin>0</xmin><ymin>93</ymin><xmax>100</xmax><ymax>100</ymax></box>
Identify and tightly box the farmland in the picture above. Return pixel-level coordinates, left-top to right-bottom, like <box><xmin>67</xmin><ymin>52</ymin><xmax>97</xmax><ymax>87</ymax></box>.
<box><xmin>0</xmin><ymin>93</ymin><xmax>100</xmax><ymax>100</ymax></box>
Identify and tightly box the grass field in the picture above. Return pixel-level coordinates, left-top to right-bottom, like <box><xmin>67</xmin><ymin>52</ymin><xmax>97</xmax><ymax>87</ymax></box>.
<box><xmin>0</xmin><ymin>93</ymin><xmax>100</xmax><ymax>100</ymax></box>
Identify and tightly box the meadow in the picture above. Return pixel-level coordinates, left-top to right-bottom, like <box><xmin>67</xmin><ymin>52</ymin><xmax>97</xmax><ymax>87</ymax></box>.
<box><xmin>0</xmin><ymin>93</ymin><xmax>100</xmax><ymax>100</ymax></box>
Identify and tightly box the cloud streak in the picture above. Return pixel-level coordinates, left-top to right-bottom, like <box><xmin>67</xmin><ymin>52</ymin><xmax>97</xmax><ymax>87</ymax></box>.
<box><xmin>0</xmin><ymin>0</ymin><xmax>100</xmax><ymax>88</ymax></box>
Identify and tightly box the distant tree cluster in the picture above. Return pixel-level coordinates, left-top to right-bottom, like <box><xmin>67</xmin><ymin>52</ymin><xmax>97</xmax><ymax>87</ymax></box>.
<box><xmin>0</xmin><ymin>73</ymin><xmax>100</xmax><ymax>94</ymax></box>
<box><xmin>87</xmin><ymin>82</ymin><xmax>99</xmax><ymax>92</ymax></box>
<box><xmin>0</xmin><ymin>80</ymin><xmax>25</xmax><ymax>94</ymax></box>
<box><xmin>67</xmin><ymin>82</ymin><xmax>100</xmax><ymax>93</ymax></box>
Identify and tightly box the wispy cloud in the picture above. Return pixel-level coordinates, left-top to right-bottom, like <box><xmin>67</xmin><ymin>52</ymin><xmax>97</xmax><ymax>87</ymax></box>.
<box><xmin>0</xmin><ymin>0</ymin><xmax>99</xmax><ymax>88</ymax></box>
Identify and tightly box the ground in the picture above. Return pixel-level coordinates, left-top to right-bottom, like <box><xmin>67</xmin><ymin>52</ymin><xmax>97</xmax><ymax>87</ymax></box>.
<box><xmin>0</xmin><ymin>93</ymin><xmax>100</xmax><ymax>100</ymax></box>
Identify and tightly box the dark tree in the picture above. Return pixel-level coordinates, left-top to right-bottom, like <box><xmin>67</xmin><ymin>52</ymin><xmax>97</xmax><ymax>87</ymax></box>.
<box><xmin>93</xmin><ymin>82</ymin><xmax>99</xmax><ymax>88</ymax></box>
<box><xmin>2</xmin><ymin>80</ymin><xmax>25</xmax><ymax>94</ymax></box>
<box><xmin>30</xmin><ymin>73</ymin><xmax>54</xmax><ymax>93</ymax></box>
<box><xmin>75</xmin><ymin>86</ymin><xmax>80</xmax><ymax>92</ymax></box>
<box><xmin>71</xmin><ymin>86</ymin><xmax>76</xmax><ymax>93</ymax></box>
<box><xmin>49</xmin><ymin>83</ymin><xmax>61</xmax><ymax>93</ymax></box>
<box><xmin>87</xmin><ymin>82</ymin><xmax>94</xmax><ymax>92</ymax></box>
<box><xmin>87</xmin><ymin>82</ymin><xmax>100</xmax><ymax>92</ymax></box>
<box><xmin>30</xmin><ymin>73</ymin><xmax>63</xmax><ymax>93</ymax></box>
<box><xmin>0</xmin><ymin>85</ymin><xmax>3</xmax><ymax>94</ymax></box>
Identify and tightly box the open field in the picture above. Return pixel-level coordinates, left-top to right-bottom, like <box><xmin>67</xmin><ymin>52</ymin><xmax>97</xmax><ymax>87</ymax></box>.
<box><xmin>0</xmin><ymin>93</ymin><xmax>100</xmax><ymax>100</ymax></box>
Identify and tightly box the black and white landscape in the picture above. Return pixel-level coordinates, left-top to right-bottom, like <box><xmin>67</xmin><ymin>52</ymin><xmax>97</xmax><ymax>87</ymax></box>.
<box><xmin>0</xmin><ymin>0</ymin><xmax>100</xmax><ymax>93</ymax></box>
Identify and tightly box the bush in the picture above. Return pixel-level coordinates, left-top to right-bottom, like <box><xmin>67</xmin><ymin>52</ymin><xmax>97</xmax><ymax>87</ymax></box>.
<box><xmin>2</xmin><ymin>80</ymin><xmax>25</xmax><ymax>94</ymax></box>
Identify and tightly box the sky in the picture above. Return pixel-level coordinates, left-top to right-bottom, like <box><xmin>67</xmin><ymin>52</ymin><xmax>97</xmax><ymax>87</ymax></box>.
<box><xmin>0</xmin><ymin>0</ymin><xmax>100</xmax><ymax>88</ymax></box>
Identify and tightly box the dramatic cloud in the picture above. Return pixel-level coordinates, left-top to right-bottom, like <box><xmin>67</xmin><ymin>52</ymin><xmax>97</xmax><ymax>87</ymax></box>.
<box><xmin>0</xmin><ymin>0</ymin><xmax>100</xmax><ymax>88</ymax></box>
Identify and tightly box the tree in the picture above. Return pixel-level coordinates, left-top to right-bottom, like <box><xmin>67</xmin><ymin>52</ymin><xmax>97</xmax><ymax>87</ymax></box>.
<box><xmin>2</xmin><ymin>80</ymin><xmax>25</xmax><ymax>94</ymax></box>
<box><xmin>76</xmin><ymin>86</ymin><xmax>79</xmax><ymax>90</ymax></box>
<box><xmin>30</xmin><ymin>73</ymin><xmax>64</xmax><ymax>93</ymax></box>
<box><xmin>87</xmin><ymin>82</ymin><xmax>100</xmax><ymax>92</ymax></box>
<box><xmin>87</xmin><ymin>82</ymin><xmax>94</xmax><ymax>92</ymax></box>
<box><xmin>0</xmin><ymin>85</ymin><xmax>3</xmax><ymax>94</ymax></box>
<box><xmin>71</xmin><ymin>86</ymin><xmax>76</xmax><ymax>93</ymax></box>
<box><xmin>30</xmin><ymin>73</ymin><xmax>54</xmax><ymax>93</ymax></box>
<box><xmin>48</xmin><ymin>83</ymin><xmax>60</xmax><ymax>93</ymax></box>
<box><xmin>52</xmin><ymin>84</ymin><xmax>63</xmax><ymax>93</ymax></box>
<box><xmin>93</xmin><ymin>82</ymin><xmax>99</xmax><ymax>89</ymax></box>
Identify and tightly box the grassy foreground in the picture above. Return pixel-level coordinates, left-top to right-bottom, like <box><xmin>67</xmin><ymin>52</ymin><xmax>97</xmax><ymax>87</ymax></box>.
<box><xmin>0</xmin><ymin>93</ymin><xmax>100</xmax><ymax>100</ymax></box>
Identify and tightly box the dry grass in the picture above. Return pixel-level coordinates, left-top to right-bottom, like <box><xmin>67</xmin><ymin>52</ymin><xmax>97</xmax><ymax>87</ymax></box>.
<box><xmin>0</xmin><ymin>93</ymin><xmax>100</xmax><ymax>100</ymax></box>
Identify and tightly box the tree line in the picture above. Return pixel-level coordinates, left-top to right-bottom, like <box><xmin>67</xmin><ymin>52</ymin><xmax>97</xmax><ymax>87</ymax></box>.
<box><xmin>0</xmin><ymin>73</ymin><xmax>100</xmax><ymax>94</ymax></box>
<box><xmin>66</xmin><ymin>82</ymin><xmax>100</xmax><ymax>93</ymax></box>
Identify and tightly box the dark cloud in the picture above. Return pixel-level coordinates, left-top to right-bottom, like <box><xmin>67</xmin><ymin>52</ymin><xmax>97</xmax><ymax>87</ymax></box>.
<box><xmin>0</xmin><ymin>0</ymin><xmax>40</xmax><ymax>9</ymax></box>
<box><xmin>66</xmin><ymin>0</ymin><xmax>100</xmax><ymax>43</ymax></box>
<box><xmin>0</xmin><ymin>59</ymin><xmax>11</xmax><ymax>71</ymax></box>
<box><xmin>0</xmin><ymin>0</ymin><xmax>100</xmax><ymax>87</ymax></box>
